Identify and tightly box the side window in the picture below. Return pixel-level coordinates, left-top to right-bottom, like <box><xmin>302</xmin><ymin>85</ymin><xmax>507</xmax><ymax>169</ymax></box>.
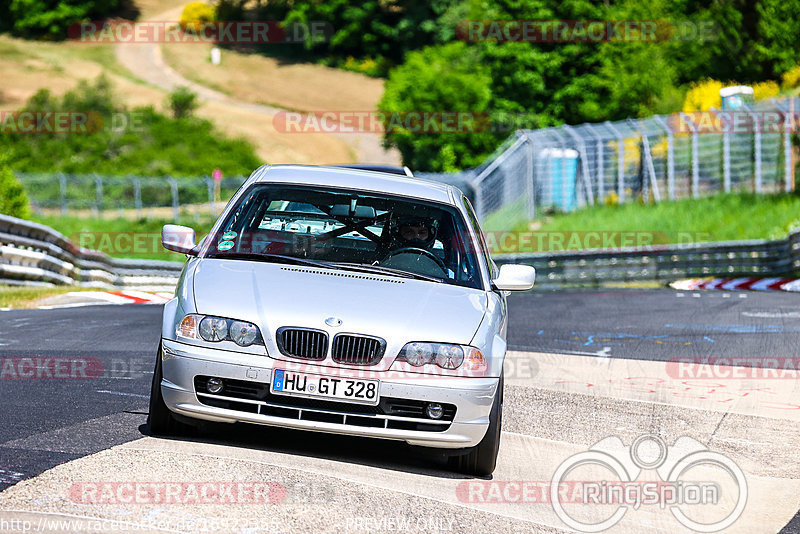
<box><xmin>462</xmin><ymin>196</ymin><xmax>496</xmax><ymax>279</ymax></box>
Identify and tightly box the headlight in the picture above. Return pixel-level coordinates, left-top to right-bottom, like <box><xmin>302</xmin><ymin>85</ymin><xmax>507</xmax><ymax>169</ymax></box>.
<box><xmin>230</xmin><ymin>320</ymin><xmax>258</xmax><ymax>346</ymax></box>
<box><xmin>399</xmin><ymin>342</ymin><xmax>471</xmax><ymax>370</ymax></box>
<box><xmin>435</xmin><ymin>344</ymin><xmax>465</xmax><ymax>369</ymax></box>
<box><xmin>199</xmin><ymin>317</ymin><xmax>228</xmax><ymax>342</ymax></box>
<box><xmin>402</xmin><ymin>342</ymin><xmax>435</xmax><ymax>366</ymax></box>
<box><xmin>176</xmin><ymin>314</ymin><xmax>263</xmax><ymax>347</ymax></box>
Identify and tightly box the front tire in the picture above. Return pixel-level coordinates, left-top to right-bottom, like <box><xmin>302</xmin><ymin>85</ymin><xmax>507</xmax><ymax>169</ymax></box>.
<box><xmin>450</xmin><ymin>373</ymin><xmax>503</xmax><ymax>477</ymax></box>
<box><xmin>147</xmin><ymin>344</ymin><xmax>190</xmax><ymax>436</ymax></box>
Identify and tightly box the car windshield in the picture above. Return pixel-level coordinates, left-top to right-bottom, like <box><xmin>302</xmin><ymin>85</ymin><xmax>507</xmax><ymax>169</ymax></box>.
<box><xmin>205</xmin><ymin>184</ymin><xmax>483</xmax><ymax>289</ymax></box>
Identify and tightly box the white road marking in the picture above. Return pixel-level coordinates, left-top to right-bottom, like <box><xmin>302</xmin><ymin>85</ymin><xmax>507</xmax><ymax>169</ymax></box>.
<box><xmin>95</xmin><ymin>390</ymin><xmax>149</xmax><ymax>399</ymax></box>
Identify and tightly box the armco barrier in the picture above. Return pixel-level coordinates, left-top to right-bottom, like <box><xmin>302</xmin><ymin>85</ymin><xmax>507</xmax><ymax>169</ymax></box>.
<box><xmin>494</xmin><ymin>228</ymin><xmax>800</xmax><ymax>286</ymax></box>
<box><xmin>0</xmin><ymin>214</ymin><xmax>183</xmax><ymax>291</ymax></box>
<box><xmin>2</xmin><ymin>213</ymin><xmax>799</xmax><ymax>289</ymax></box>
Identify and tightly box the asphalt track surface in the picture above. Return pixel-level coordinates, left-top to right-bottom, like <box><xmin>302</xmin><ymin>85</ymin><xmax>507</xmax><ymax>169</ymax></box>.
<box><xmin>0</xmin><ymin>289</ymin><xmax>798</xmax><ymax>532</ymax></box>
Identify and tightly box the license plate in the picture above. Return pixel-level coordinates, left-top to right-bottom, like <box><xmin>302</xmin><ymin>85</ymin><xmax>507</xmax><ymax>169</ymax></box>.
<box><xmin>270</xmin><ymin>370</ymin><xmax>380</xmax><ymax>405</ymax></box>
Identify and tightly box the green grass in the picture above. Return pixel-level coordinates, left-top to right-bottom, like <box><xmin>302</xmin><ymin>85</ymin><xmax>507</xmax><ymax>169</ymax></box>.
<box><xmin>0</xmin><ymin>285</ymin><xmax>91</xmax><ymax>309</ymax></box>
<box><xmin>496</xmin><ymin>192</ymin><xmax>800</xmax><ymax>253</ymax></box>
<box><xmin>32</xmin><ymin>214</ymin><xmax>217</xmax><ymax>261</ymax></box>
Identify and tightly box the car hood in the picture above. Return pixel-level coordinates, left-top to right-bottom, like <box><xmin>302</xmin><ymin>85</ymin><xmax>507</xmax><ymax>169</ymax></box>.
<box><xmin>192</xmin><ymin>259</ymin><xmax>488</xmax><ymax>364</ymax></box>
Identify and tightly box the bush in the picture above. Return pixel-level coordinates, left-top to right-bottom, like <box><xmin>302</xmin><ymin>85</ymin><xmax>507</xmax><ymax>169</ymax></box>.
<box><xmin>0</xmin><ymin>76</ymin><xmax>261</xmax><ymax>177</ymax></box>
<box><xmin>180</xmin><ymin>2</ymin><xmax>216</xmax><ymax>33</ymax></box>
<box><xmin>167</xmin><ymin>87</ymin><xmax>199</xmax><ymax>119</ymax></box>
<box><xmin>683</xmin><ymin>78</ymin><xmax>782</xmax><ymax>112</ymax></box>
<box><xmin>752</xmin><ymin>80</ymin><xmax>780</xmax><ymax>100</ymax></box>
<box><xmin>781</xmin><ymin>65</ymin><xmax>800</xmax><ymax>89</ymax></box>
<box><xmin>0</xmin><ymin>155</ymin><xmax>31</xmax><ymax>219</ymax></box>
<box><xmin>682</xmin><ymin>79</ymin><xmax>725</xmax><ymax>112</ymax></box>
<box><xmin>7</xmin><ymin>0</ymin><xmax>120</xmax><ymax>38</ymax></box>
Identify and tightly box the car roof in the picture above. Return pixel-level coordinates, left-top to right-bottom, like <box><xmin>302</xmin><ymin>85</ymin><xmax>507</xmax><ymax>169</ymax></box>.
<box><xmin>250</xmin><ymin>164</ymin><xmax>458</xmax><ymax>205</ymax></box>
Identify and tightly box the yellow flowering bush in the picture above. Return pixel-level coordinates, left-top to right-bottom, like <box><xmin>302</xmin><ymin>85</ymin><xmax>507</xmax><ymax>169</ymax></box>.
<box><xmin>180</xmin><ymin>2</ymin><xmax>215</xmax><ymax>33</ymax></box>
<box><xmin>781</xmin><ymin>65</ymin><xmax>800</xmax><ymax>89</ymax></box>
<box><xmin>682</xmin><ymin>79</ymin><xmax>724</xmax><ymax>112</ymax></box>
<box><xmin>683</xmin><ymin>79</ymin><xmax>781</xmax><ymax>112</ymax></box>
<box><xmin>752</xmin><ymin>80</ymin><xmax>780</xmax><ymax>100</ymax></box>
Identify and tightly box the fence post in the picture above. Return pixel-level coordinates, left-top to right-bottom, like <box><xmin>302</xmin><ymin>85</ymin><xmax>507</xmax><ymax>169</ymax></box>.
<box><xmin>604</xmin><ymin>121</ymin><xmax>625</xmax><ymax>203</ymax></box>
<box><xmin>523</xmin><ymin>132</ymin><xmax>535</xmax><ymax>220</ymax></box>
<box><xmin>132</xmin><ymin>177</ymin><xmax>142</xmax><ymax>218</ymax></box>
<box><xmin>784</xmin><ymin>100</ymin><xmax>794</xmax><ymax>192</ymax></box>
<box><xmin>587</xmin><ymin>125</ymin><xmax>605</xmax><ymax>202</ymax></box>
<box><xmin>563</xmin><ymin>125</ymin><xmax>594</xmax><ymax>207</ymax></box>
<box><xmin>58</xmin><ymin>173</ymin><xmax>67</xmax><ymax>215</ymax></box>
<box><xmin>94</xmin><ymin>174</ymin><xmax>104</xmax><ymax>217</ymax></box>
<box><xmin>710</xmin><ymin>108</ymin><xmax>731</xmax><ymax>193</ymax></box>
<box><xmin>748</xmin><ymin>109</ymin><xmax>762</xmax><ymax>193</ymax></box>
<box><xmin>723</xmin><ymin>130</ymin><xmax>731</xmax><ymax>193</ymax></box>
<box><xmin>629</xmin><ymin>121</ymin><xmax>661</xmax><ymax>204</ymax></box>
<box><xmin>168</xmin><ymin>178</ymin><xmax>179</xmax><ymax>223</ymax></box>
<box><xmin>205</xmin><ymin>177</ymin><xmax>215</xmax><ymax>216</ymax></box>
<box><xmin>773</xmin><ymin>98</ymin><xmax>795</xmax><ymax>192</ymax></box>
<box><xmin>653</xmin><ymin>115</ymin><xmax>675</xmax><ymax>200</ymax></box>
<box><xmin>680</xmin><ymin>114</ymin><xmax>700</xmax><ymax>198</ymax></box>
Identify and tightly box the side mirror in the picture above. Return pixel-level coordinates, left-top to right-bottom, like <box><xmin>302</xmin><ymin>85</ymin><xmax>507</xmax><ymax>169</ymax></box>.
<box><xmin>162</xmin><ymin>224</ymin><xmax>197</xmax><ymax>255</ymax></box>
<box><xmin>492</xmin><ymin>264</ymin><xmax>535</xmax><ymax>291</ymax></box>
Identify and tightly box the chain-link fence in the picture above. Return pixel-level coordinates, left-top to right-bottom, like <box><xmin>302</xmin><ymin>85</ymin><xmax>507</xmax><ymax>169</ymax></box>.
<box><xmin>420</xmin><ymin>97</ymin><xmax>798</xmax><ymax>231</ymax></box>
<box><xmin>15</xmin><ymin>173</ymin><xmax>248</xmax><ymax>221</ymax></box>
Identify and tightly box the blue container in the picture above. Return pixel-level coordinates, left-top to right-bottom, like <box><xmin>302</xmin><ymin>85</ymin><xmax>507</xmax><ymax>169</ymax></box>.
<box><xmin>541</xmin><ymin>148</ymin><xmax>579</xmax><ymax>212</ymax></box>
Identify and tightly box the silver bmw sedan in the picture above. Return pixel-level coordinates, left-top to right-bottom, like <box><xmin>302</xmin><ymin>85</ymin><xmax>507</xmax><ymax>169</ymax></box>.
<box><xmin>149</xmin><ymin>164</ymin><xmax>535</xmax><ymax>476</ymax></box>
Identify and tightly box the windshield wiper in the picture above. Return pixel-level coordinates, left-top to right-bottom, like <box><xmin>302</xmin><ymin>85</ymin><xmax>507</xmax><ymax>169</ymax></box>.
<box><xmin>208</xmin><ymin>252</ymin><xmax>339</xmax><ymax>270</ymax></box>
<box><xmin>334</xmin><ymin>262</ymin><xmax>443</xmax><ymax>283</ymax></box>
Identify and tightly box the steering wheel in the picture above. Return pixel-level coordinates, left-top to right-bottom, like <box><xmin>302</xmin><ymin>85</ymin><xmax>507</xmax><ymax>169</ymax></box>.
<box><xmin>384</xmin><ymin>247</ymin><xmax>448</xmax><ymax>273</ymax></box>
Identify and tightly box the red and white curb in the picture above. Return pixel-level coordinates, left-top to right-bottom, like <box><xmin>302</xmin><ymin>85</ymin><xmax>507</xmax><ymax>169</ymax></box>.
<box><xmin>35</xmin><ymin>290</ymin><xmax>172</xmax><ymax>309</ymax></box>
<box><xmin>670</xmin><ymin>277</ymin><xmax>800</xmax><ymax>292</ymax></box>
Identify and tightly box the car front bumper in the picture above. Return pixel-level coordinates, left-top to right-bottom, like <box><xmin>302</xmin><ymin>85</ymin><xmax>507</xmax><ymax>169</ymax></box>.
<box><xmin>160</xmin><ymin>339</ymin><xmax>498</xmax><ymax>449</ymax></box>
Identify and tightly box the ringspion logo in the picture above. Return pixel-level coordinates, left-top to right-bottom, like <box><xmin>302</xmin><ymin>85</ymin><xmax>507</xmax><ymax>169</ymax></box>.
<box><xmin>550</xmin><ymin>434</ymin><xmax>747</xmax><ymax>532</ymax></box>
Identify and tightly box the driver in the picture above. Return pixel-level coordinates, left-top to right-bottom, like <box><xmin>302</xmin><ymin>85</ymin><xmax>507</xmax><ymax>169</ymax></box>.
<box><xmin>389</xmin><ymin>216</ymin><xmax>438</xmax><ymax>251</ymax></box>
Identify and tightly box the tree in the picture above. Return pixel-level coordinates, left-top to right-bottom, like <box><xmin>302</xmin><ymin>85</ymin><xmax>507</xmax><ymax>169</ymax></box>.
<box><xmin>7</xmin><ymin>0</ymin><xmax>120</xmax><ymax>38</ymax></box>
<box><xmin>379</xmin><ymin>42</ymin><xmax>496</xmax><ymax>172</ymax></box>
<box><xmin>0</xmin><ymin>154</ymin><xmax>31</xmax><ymax>220</ymax></box>
<box><xmin>167</xmin><ymin>87</ymin><xmax>199</xmax><ymax>119</ymax></box>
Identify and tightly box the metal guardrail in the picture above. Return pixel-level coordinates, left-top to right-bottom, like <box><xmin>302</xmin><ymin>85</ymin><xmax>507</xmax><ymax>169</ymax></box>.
<box><xmin>495</xmin><ymin>228</ymin><xmax>800</xmax><ymax>286</ymax></box>
<box><xmin>3</xmin><ymin>213</ymin><xmax>798</xmax><ymax>290</ymax></box>
<box><xmin>0</xmin><ymin>214</ymin><xmax>183</xmax><ymax>291</ymax></box>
